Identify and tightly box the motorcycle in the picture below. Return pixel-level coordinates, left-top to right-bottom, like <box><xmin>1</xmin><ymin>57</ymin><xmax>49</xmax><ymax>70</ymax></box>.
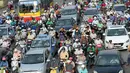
<box><xmin>87</xmin><ymin>51</ymin><xmax>95</xmax><ymax>68</ymax></box>
<box><xmin>96</xmin><ymin>44</ymin><xmax>103</xmax><ymax>55</ymax></box>
<box><xmin>50</xmin><ymin>67</ymin><xmax>59</xmax><ymax>73</ymax></box>
<box><xmin>26</xmin><ymin>39</ymin><xmax>32</xmax><ymax>50</ymax></box>
<box><xmin>11</xmin><ymin>58</ymin><xmax>19</xmax><ymax>73</ymax></box>
<box><xmin>0</xmin><ymin>67</ymin><xmax>9</xmax><ymax>73</ymax></box>
<box><xmin>76</xmin><ymin>61</ymin><xmax>88</xmax><ymax>73</ymax></box>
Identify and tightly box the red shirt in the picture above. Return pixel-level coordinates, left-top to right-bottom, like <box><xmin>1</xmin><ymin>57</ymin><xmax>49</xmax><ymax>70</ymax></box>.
<box><xmin>126</xmin><ymin>2</ymin><xmax>130</xmax><ymax>7</ymax></box>
<box><xmin>101</xmin><ymin>3</ymin><xmax>106</xmax><ymax>7</ymax></box>
<box><xmin>87</xmin><ymin>18</ymin><xmax>93</xmax><ymax>23</ymax></box>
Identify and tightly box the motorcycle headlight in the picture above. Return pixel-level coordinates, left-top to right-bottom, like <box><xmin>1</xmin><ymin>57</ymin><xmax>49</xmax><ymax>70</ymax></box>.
<box><xmin>126</xmin><ymin>39</ymin><xmax>129</xmax><ymax>43</ymax></box>
<box><xmin>119</xmin><ymin>70</ymin><xmax>123</xmax><ymax>73</ymax></box>
<box><xmin>93</xmin><ymin>70</ymin><xmax>98</xmax><ymax>73</ymax></box>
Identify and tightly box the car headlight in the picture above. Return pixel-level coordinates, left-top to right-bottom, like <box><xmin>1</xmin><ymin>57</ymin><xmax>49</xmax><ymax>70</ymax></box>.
<box><xmin>119</xmin><ymin>70</ymin><xmax>123</xmax><ymax>73</ymax></box>
<box><xmin>93</xmin><ymin>70</ymin><xmax>98</xmax><ymax>73</ymax></box>
<box><xmin>126</xmin><ymin>39</ymin><xmax>129</xmax><ymax>43</ymax></box>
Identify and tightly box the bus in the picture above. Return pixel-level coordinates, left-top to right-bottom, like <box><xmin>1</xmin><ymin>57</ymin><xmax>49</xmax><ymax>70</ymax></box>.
<box><xmin>18</xmin><ymin>0</ymin><xmax>53</xmax><ymax>22</ymax></box>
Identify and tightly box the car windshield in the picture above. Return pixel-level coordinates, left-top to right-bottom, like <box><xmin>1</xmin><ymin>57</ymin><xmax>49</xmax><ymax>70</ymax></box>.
<box><xmin>56</xmin><ymin>19</ymin><xmax>72</xmax><ymax>26</ymax></box>
<box><xmin>84</xmin><ymin>9</ymin><xmax>99</xmax><ymax>15</ymax></box>
<box><xmin>0</xmin><ymin>28</ymin><xmax>8</xmax><ymax>36</ymax></box>
<box><xmin>96</xmin><ymin>55</ymin><xmax>120</xmax><ymax>66</ymax></box>
<box><xmin>114</xmin><ymin>6</ymin><xmax>125</xmax><ymax>11</ymax></box>
<box><xmin>22</xmin><ymin>54</ymin><xmax>44</xmax><ymax>64</ymax></box>
<box><xmin>31</xmin><ymin>40</ymin><xmax>50</xmax><ymax>48</ymax></box>
<box><xmin>19</xmin><ymin>1</ymin><xmax>39</xmax><ymax>13</ymax></box>
<box><xmin>107</xmin><ymin>28</ymin><xmax>127</xmax><ymax>36</ymax></box>
<box><xmin>61</xmin><ymin>9</ymin><xmax>77</xmax><ymax>15</ymax></box>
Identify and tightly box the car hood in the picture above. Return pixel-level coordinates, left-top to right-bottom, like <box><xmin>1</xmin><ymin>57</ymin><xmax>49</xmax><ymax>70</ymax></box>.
<box><xmin>94</xmin><ymin>66</ymin><xmax>122</xmax><ymax>73</ymax></box>
<box><xmin>20</xmin><ymin>63</ymin><xmax>44</xmax><ymax>72</ymax></box>
<box><xmin>105</xmin><ymin>35</ymin><xmax>129</xmax><ymax>43</ymax></box>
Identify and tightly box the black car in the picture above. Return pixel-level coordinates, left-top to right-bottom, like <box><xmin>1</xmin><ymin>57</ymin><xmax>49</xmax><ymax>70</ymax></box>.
<box><xmin>55</xmin><ymin>17</ymin><xmax>76</xmax><ymax>31</ymax></box>
<box><xmin>93</xmin><ymin>50</ymin><xmax>125</xmax><ymax>73</ymax></box>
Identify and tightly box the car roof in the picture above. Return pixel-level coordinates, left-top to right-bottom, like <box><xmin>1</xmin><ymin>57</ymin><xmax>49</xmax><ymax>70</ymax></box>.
<box><xmin>114</xmin><ymin>4</ymin><xmax>125</xmax><ymax>7</ymax></box>
<box><xmin>26</xmin><ymin>49</ymin><xmax>47</xmax><ymax>55</ymax></box>
<box><xmin>98</xmin><ymin>50</ymin><xmax>119</xmax><ymax>56</ymax></box>
<box><xmin>62</xmin><ymin>5</ymin><xmax>76</xmax><ymax>9</ymax></box>
<box><xmin>107</xmin><ymin>25</ymin><xmax>125</xmax><ymax>29</ymax></box>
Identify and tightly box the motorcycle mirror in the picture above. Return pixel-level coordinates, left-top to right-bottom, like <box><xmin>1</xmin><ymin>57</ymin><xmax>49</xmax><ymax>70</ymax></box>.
<box><xmin>103</xmin><ymin>33</ymin><xmax>105</xmax><ymax>36</ymax></box>
<box><xmin>47</xmin><ymin>59</ymin><xmax>50</xmax><ymax>62</ymax></box>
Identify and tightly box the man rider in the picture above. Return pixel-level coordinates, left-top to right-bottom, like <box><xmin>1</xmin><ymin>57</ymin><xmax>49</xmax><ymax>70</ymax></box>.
<box><xmin>46</xmin><ymin>18</ymin><xmax>53</xmax><ymax>26</ymax></box>
<box><xmin>87</xmin><ymin>44</ymin><xmax>95</xmax><ymax>53</ymax></box>
<box><xmin>0</xmin><ymin>57</ymin><xmax>8</xmax><ymax>67</ymax></box>
<box><xmin>73</xmin><ymin>39</ymin><xmax>81</xmax><ymax>49</ymax></box>
<box><xmin>90</xmin><ymin>30</ymin><xmax>97</xmax><ymax>39</ymax></box>
<box><xmin>106</xmin><ymin>40</ymin><xmax>114</xmax><ymax>49</ymax></box>
<box><xmin>74</xmin><ymin>47</ymin><xmax>83</xmax><ymax>55</ymax></box>
<box><xmin>94</xmin><ymin>37</ymin><xmax>103</xmax><ymax>45</ymax></box>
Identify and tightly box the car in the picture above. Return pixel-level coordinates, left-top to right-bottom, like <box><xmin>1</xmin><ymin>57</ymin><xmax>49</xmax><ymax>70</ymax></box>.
<box><xmin>113</xmin><ymin>4</ymin><xmax>126</xmax><ymax>15</ymax></box>
<box><xmin>93</xmin><ymin>50</ymin><xmax>125</xmax><ymax>73</ymax></box>
<box><xmin>60</xmin><ymin>5</ymin><xmax>78</xmax><ymax>21</ymax></box>
<box><xmin>19</xmin><ymin>49</ymin><xmax>51</xmax><ymax>73</ymax></box>
<box><xmin>104</xmin><ymin>25</ymin><xmax>130</xmax><ymax>49</ymax></box>
<box><xmin>0</xmin><ymin>25</ymin><xmax>15</xmax><ymax>39</ymax></box>
<box><xmin>32</xmin><ymin>34</ymin><xmax>56</xmax><ymax>53</ymax></box>
<box><xmin>55</xmin><ymin>17</ymin><xmax>76</xmax><ymax>31</ymax></box>
<box><xmin>83</xmin><ymin>8</ymin><xmax>100</xmax><ymax>21</ymax></box>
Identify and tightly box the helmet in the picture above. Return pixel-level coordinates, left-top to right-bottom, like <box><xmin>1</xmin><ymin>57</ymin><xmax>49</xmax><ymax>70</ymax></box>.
<box><xmin>69</xmin><ymin>57</ymin><xmax>73</xmax><ymax>60</ymax></box>
<box><xmin>2</xmin><ymin>57</ymin><xmax>6</xmax><ymax>61</ymax></box>
<box><xmin>75</xmin><ymin>39</ymin><xmax>79</xmax><ymax>42</ymax></box>
<box><xmin>81</xmin><ymin>65</ymin><xmax>85</xmax><ymax>68</ymax></box>
<box><xmin>128</xmin><ymin>17</ymin><xmax>130</xmax><ymax>21</ymax></box>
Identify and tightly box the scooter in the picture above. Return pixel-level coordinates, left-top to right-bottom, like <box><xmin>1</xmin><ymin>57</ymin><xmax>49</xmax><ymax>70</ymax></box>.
<box><xmin>50</xmin><ymin>67</ymin><xmax>59</xmax><ymax>73</ymax></box>
<box><xmin>11</xmin><ymin>58</ymin><xmax>19</xmax><ymax>73</ymax></box>
<box><xmin>87</xmin><ymin>51</ymin><xmax>95</xmax><ymax>68</ymax></box>
<box><xmin>0</xmin><ymin>67</ymin><xmax>9</xmax><ymax>73</ymax></box>
<box><xmin>26</xmin><ymin>39</ymin><xmax>32</xmax><ymax>50</ymax></box>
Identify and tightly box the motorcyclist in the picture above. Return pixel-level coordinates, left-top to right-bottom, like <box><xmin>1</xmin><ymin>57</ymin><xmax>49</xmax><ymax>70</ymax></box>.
<box><xmin>92</xmin><ymin>16</ymin><xmax>99</xmax><ymax>25</ymax></box>
<box><xmin>74</xmin><ymin>47</ymin><xmax>83</xmax><ymax>56</ymax></box>
<box><xmin>94</xmin><ymin>37</ymin><xmax>103</xmax><ymax>46</ymax></box>
<box><xmin>1</xmin><ymin>37</ymin><xmax>11</xmax><ymax>48</ymax></box>
<box><xmin>73</xmin><ymin>39</ymin><xmax>81</xmax><ymax>49</ymax></box>
<box><xmin>46</xmin><ymin>18</ymin><xmax>53</xmax><ymax>26</ymax></box>
<box><xmin>90</xmin><ymin>30</ymin><xmax>97</xmax><ymax>39</ymax></box>
<box><xmin>76</xmin><ymin>54</ymin><xmax>86</xmax><ymax>62</ymax></box>
<box><xmin>64</xmin><ymin>57</ymin><xmax>75</xmax><ymax>73</ymax></box>
<box><xmin>27</xmin><ymin>30</ymin><xmax>35</xmax><ymax>40</ymax></box>
<box><xmin>87</xmin><ymin>44</ymin><xmax>95</xmax><ymax>53</ymax></box>
<box><xmin>59</xmin><ymin>47</ymin><xmax>69</xmax><ymax>60</ymax></box>
<box><xmin>78</xmin><ymin>65</ymin><xmax>88</xmax><ymax>73</ymax></box>
<box><xmin>21</xmin><ymin>29</ymin><xmax>27</xmax><ymax>39</ymax></box>
<box><xmin>59</xmin><ymin>28</ymin><xmax>66</xmax><ymax>41</ymax></box>
<box><xmin>106</xmin><ymin>40</ymin><xmax>114</xmax><ymax>49</ymax></box>
<box><xmin>50</xmin><ymin>58</ymin><xmax>60</xmax><ymax>70</ymax></box>
<box><xmin>97</xmin><ymin>20</ymin><xmax>103</xmax><ymax>29</ymax></box>
<box><xmin>0</xmin><ymin>57</ymin><xmax>8</xmax><ymax>67</ymax></box>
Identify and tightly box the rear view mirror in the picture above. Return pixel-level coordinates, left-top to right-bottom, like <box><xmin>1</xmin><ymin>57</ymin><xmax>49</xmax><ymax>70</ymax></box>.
<box><xmin>103</xmin><ymin>33</ymin><xmax>105</xmax><ymax>36</ymax></box>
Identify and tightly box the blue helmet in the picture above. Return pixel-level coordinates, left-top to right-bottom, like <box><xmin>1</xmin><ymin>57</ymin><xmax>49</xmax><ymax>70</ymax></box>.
<box><xmin>128</xmin><ymin>17</ymin><xmax>130</xmax><ymax>21</ymax></box>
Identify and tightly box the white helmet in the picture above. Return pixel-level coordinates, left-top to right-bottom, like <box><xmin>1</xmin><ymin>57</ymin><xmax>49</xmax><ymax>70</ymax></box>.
<box><xmin>81</xmin><ymin>65</ymin><xmax>85</xmax><ymax>68</ymax></box>
<box><xmin>75</xmin><ymin>39</ymin><xmax>79</xmax><ymax>42</ymax></box>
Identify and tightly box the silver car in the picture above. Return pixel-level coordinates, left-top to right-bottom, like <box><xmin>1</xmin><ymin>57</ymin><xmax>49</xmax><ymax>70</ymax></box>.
<box><xmin>83</xmin><ymin>8</ymin><xmax>100</xmax><ymax>21</ymax></box>
<box><xmin>19</xmin><ymin>49</ymin><xmax>51</xmax><ymax>73</ymax></box>
<box><xmin>61</xmin><ymin>5</ymin><xmax>78</xmax><ymax>21</ymax></box>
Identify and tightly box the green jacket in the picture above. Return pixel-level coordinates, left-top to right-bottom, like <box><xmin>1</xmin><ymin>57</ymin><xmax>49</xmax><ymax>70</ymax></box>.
<box><xmin>10</xmin><ymin>21</ymin><xmax>16</xmax><ymax>26</ymax></box>
<box><xmin>87</xmin><ymin>47</ymin><xmax>95</xmax><ymax>53</ymax></box>
<box><xmin>46</xmin><ymin>20</ymin><xmax>53</xmax><ymax>25</ymax></box>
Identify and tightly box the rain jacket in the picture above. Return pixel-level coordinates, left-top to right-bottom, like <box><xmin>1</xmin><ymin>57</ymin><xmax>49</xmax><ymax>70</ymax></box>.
<box><xmin>46</xmin><ymin>20</ymin><xmax>53</xmax><ymax>25</ymax></box>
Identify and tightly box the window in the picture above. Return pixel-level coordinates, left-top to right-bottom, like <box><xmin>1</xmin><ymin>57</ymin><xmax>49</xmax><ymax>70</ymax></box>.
<box><xmin>96</xmin><ymin>55</ymin><xmax>120</xmax><ymax>66</ymax></box>
<box><xmin>114</xmin><ymin>6</ymin><xmax>125</xmax><ymax>11</ymax></box>
<box><xmin>61</xmin><ymin>9</ymin><xmax>77</xmax><ymax>15</ymax></box>
<box><xmin>84</xmin><ymin>9</ymin><xmax>99</xmax><ymax>15</ymax></box>
<box><xmin>22</xmin><ymin>54</ymin><xmax>44</xmax><ymax>64</ymax></box>
<box><xmin>0</xmin><ymin>28</ymin><xmax>8</xmax><ymax>36</ymax></box>
<box><xmin>19</xmin><ymin>1</ymin><xmax>39</xmax><ymax>13</ymax></box>
<box><xmin>31</xmin><ymin>40</ymin><xmax>50</xmax><ymax>48</ymax></box>
<box><xmin>107</xmin><ymin>28</ymin><xmax>127</xmax><ymax>36</ymax></box>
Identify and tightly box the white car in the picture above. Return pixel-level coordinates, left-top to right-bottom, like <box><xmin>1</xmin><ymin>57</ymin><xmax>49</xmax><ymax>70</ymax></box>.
<box><xmin>104</xmin><ymin>25</ymin><xmax>130</xmax><ymax>49</ymax></box>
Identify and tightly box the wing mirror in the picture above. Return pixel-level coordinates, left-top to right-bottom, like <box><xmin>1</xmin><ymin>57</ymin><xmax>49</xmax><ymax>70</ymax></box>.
<box><xmin>103</xmin><ymin>33</ymin><xmax>105</xmax><ymax>36</ymax></box>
